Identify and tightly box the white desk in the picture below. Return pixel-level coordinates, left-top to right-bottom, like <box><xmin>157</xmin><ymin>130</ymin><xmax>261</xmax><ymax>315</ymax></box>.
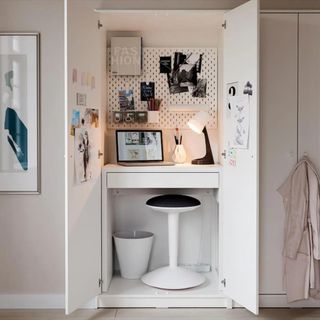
<box><xmin>100</xmin><ymin>163</ymin><xmax>224</xmax><ymax>308</ymax></box>
<box><xmin>104</xmin><ymin>163</ymin><xmax>221</xmax><ymax>189</ymax></box>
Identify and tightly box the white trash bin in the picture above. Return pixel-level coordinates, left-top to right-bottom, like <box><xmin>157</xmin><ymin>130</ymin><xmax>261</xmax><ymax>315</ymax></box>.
<box><xmin>113</xmin><ymin>231</ymin><xmax>154</xmax><ymax>280</ymax></box>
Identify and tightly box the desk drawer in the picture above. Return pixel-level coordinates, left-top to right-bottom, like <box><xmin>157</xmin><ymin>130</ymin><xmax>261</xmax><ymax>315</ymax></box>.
<box><xmin>106</xmin><ymin>172</ymin><xmax>219</xmax><ymax>188</ymax></box>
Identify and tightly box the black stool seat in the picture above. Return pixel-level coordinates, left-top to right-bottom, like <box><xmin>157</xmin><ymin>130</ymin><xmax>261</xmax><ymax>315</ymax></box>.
<box><xmin>146</xmin><ymin>194</ymin><xmax>201</xmax><ymax>208</ymax></box>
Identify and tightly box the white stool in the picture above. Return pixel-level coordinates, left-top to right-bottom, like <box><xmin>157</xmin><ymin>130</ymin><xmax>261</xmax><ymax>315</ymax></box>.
<box><xmin>141</xmin><ymin>194</ymin><xmax>205</xmax><ymax>290</ymax></box>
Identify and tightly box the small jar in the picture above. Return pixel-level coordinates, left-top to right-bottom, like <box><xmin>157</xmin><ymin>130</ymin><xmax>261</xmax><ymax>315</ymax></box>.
<box><xmin>172</xmin><ymin>144</ymin><xmax>187</xmax><ymax>164</ymax></box>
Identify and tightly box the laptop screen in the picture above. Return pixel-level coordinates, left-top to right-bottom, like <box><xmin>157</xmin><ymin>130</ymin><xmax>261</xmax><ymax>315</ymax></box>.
<box><xmin>116</xmin><ymin>130</ymin><xmax>164</xmax><ymax>162</ymax></box>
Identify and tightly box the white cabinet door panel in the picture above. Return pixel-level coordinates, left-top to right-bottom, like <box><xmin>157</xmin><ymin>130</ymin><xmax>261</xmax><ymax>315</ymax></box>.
<box><xmin>65</xmin><ymin>0</ymin><xmax>104</xmax><ymax>314</ymax></box>
<box><xmin>222</xmin><ymin>0</ymin><xmax>259</xmax><ymax>314</ymax></box>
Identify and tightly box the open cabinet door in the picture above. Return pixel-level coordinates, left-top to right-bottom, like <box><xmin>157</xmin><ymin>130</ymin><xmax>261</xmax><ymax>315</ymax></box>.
<box><xmin>65</xmin><ymin>0</ymin><xmax>105</xmax><ymax>314</ymax></box>
<box><xmin>222</xmin><ymin>0</ymin><xmax>259</xmax><ymax>315</ymax></box>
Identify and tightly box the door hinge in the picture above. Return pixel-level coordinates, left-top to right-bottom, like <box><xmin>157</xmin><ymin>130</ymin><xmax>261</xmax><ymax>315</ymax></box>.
<box><xmin>97</xmin><ymin>19</ymin><xmax>103</xmax><ymax>30</ymax></box>
<box><xmin>98</xmin><ymin>150</ymin><xmax>104</xmax><ymax>159</ymax></box>
<box><xmin>98</xmin><ymin>278</ymin><xmax>103</xmax><ymax>287</ymax></box>
<box><xmin>221</xmin><ymin>278</ymin><xmax>226</xmax><ymax>287</ymax></box>
<box><xmin>221</xmin><ymin>150</ymin><xmax>227</xmax><ymax>159</ymax></box>
<box><xmin>222</xmin><ymin>20</ymin><xmax>227</xmax><ymax>29</ymax></box>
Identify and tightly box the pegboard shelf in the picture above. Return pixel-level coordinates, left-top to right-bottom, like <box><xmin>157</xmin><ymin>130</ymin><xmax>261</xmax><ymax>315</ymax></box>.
<box><xmin>168</xmin><ymin>104</ymin><xmax>210</xmax><ymax>112</ymax></box>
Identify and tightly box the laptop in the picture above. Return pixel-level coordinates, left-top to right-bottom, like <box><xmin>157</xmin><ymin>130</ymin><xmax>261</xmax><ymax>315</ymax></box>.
<box><xmin>116</xmin><ymin>130</ymin><xmax>174</xmax><ymax>166</ymax></box>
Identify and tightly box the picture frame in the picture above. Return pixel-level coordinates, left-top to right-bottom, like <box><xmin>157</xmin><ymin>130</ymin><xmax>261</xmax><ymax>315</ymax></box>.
<box><xmin>0</xmin><ymin>33</ymin><xmax>40</xmax><ymax>193</ymax></box>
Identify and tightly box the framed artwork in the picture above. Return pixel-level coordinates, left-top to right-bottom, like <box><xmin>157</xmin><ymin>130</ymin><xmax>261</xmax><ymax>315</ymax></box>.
<box><xmin>0</xmin><ymin>33</ymin><xmax>40</xmax><ymax>193</ymax></box>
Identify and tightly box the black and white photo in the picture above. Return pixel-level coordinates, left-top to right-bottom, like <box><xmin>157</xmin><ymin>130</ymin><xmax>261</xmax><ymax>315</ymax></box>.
<box><xmin>160</xmin><ymin>56</ymin><xmax>172</xmax><ymax>73</ymax></box>
<box><xmin>177</xmin><ymin>64</ymin><xmax>197</xmax><ymax>87</ymax></box>
<box><xmin>192</xmin><ymin>78</ymin><xmax>207</xmax><ymax>98</ymax></box>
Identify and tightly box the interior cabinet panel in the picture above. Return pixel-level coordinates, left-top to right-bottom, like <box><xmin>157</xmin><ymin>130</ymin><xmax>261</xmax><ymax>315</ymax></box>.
<box><xmin>260</xmin><ymin>13</ymin><xmax>298</xmax><ymax>294</ymax></box>
<box><xmin>299</xmin><ymin>14</ymin><xmax>320</xmax><ymax>171</ymax></box>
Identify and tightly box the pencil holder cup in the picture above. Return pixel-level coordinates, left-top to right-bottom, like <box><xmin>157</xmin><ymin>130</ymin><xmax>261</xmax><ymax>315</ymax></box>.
<box><xmin>147</xmin><ymin>111</ymin><xmax>160</xmax><ymax>124</ymax></box>
<box><xmin>172</xmin><ymin>144</ymin><xmax>187</xmax><ymax>164</ymax></box>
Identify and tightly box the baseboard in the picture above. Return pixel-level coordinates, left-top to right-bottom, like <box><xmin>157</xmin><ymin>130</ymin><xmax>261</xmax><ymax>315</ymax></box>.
<box><xmin>260</xmin><ymin>294</ymin><xmax>320</xmax><ymax>308</ymax></box>
<box><xmin>0</xmin><ymin>294</ymin><xmax>64</xmax><ymax>309</ymax></box>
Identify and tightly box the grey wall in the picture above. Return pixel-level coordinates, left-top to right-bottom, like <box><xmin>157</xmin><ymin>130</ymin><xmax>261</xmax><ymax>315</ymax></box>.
<box><xmin>0</xmin><ymin>0</ymin><xmax>65</xmax><ymax>295</ymax></box>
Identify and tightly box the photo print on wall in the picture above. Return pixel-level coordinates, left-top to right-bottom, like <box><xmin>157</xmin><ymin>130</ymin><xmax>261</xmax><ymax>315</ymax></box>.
<box><xmin>74</xmin><ymin>127</ymin><xmax>99</xmax><ymax>184</ymax></box>
<box><xmin>159</xmin><ymin>56</ymin><xmax>172</xmax><ymax>73</ymax></box>
<box><xmin>164</xmin><ymin>51</ymin><xmax>207</xmax><ymax>98</ymax></box>
<box><xmin>140</xmin><ymin>82</ymin><xmax>155</xmax><ymax>101</ymax></box>
<box><xmin>70</xmin><ymin>109</ymin><xmax>80</xmax><ymax>136</ymax></box>
<box><xmin>243</xmin><ymin>81</ymin><xmax>253</xmax><ymax>96</ymax></box>
<box><xmin>84</xmin><ymin>108</ymin><xmax>99</xmax><ymax>128</ymax></box>
<box><xmin>118</xmin><ymin>89</ymin><xmax>135</xmax><ymax>111</ymax></box>
<box><xmin>192</xmin><ymin>79</ymin><xmax>207</xmax><ymax>98</ymax></box>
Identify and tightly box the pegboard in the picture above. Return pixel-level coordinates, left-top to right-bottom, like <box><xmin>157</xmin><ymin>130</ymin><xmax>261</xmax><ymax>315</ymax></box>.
<box><xmin>107</xmin><ymin>47</ymin><xmax>217</xmax><ymax>129</ymax></box>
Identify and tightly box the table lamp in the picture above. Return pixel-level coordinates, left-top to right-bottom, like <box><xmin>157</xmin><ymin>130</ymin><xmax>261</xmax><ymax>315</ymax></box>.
<box><xmin>187</xmin><ymin>111</ymin><xmax>214</xmax><ymax>165</ymax></box>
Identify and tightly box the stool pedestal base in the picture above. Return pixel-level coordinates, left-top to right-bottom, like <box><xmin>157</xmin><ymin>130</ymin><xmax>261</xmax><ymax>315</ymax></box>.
<box><xmin>141</xmin><ymin>266</ymin><xmax>205</xmax><ymax>290</ymax></box>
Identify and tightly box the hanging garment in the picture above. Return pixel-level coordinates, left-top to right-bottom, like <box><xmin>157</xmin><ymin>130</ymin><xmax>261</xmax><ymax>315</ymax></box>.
<box><xmin>278</xmin><ymin>157</ymin><xmax>320</xmax><ymax>302</ymax></box>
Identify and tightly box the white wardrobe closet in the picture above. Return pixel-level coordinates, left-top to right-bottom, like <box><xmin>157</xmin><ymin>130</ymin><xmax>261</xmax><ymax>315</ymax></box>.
<box><xmin>65</xmin><ymin>0</ymin><xmax>260</xmax><ymax>315</ymax></box>
<box><xmin>260</xmin><ymin>12</ymin><xmax>320</xmax><ymax>304</ymax></box>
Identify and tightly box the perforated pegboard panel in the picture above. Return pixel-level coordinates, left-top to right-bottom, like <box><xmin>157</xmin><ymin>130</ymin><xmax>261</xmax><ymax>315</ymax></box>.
<box><xmin>107</xmin><ymin>48</ymin><xmax>217</xmax><ymax>129</ymax></box>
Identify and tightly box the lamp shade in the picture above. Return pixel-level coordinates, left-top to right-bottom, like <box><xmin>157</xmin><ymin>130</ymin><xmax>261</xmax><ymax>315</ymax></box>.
<box><xmin>187</xmin><ymin>111</ymin><xmax>210</xmax><ymax>134</ymax></box>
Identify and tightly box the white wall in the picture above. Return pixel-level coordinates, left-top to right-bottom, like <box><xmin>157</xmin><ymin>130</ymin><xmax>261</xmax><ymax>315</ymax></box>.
<box><xmin>0</xmin><ymin>0</ymin><xmax>65</xmax><ymax>301</ymax></box>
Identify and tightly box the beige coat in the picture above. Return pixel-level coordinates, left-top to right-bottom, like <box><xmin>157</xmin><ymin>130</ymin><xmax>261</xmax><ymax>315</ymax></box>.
<box><xmin>278</xmin><ymin>157</ymin><xmax>320</xmax><ymax>302</ymax></box>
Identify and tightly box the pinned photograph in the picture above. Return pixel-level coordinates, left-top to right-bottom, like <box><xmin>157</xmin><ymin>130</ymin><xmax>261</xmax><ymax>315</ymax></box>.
<box><xmin>91</xmin><ymin>76</ymin><xmax>95</xmax><ymax>90</ymax></box>
<box><xmin>177</xmin><ymin>64</ymin><xmax>197</xmax><ymax>87</ymax></box>
<box><xmin>72</xmin><ymin>68</ymin><xmax>77</xmax><ymax>84</ymax></box>
<box><xmin>160</xmin><ymin>56</ymin><xmax>172</xmax><ymax>73</ymax></box>
<box><xmin>118</xmin><ymin>89</ymin><xmax>135</xmax><ymax>111</ymax></box>
<box><xmin>76</xmin><ymin>93</ymin><xmax>86</xmax><ymax>106</ymax></box>
<box><xmin>230</xmin><ymin>96</ymin><xmax>250</xmax><ymax>149</ymax></box>
<box><xmin>74</xmin><ymin>128</ymin><xmax>99</xmax><ymax>184</ymax></box>
<box><xmin>227</xmin><ymin>82</ymin><xmax>239</xmax><ymax>113</ymax></box>
<box><xmin>70</xmin><ymin>109</ymin><xmax>80</xmax><ymax>136</ymax></box>
<box><xmin>243</xmin><ymin>81</ymin><xmax>253</xmax><ymax>96</ymax></box>
<box><xmin>173</xmin><ymin>52</ymin><xmax>186</xmax><ymax>71</ymax></box>
<box><xmin>84</xmin><ymin>108</ymin><xmax>99</xmax><ymax>128</ymax></box>
<box><xmin>167</xmin><ymin>72</ymin><xmax>189</xmax><ymax>95</ymax></box>
<box><xmin>75</xmin><ymin>128</ymin><xmax>92</xmax><ymax>183</ymax></box>
<box><xmin>185</xmin><ymin>53</ymin><xmax>203</xmax><ymax>73</ymax></box>
<box><xmin>140</xmin><ymin>82</ymin><xmax>155</xmax><ymax>101</ymax></box>
<box><xmin>192</xmin><ymin>79</ymin><xmax>207</xmax><ymax>98</ymax></box>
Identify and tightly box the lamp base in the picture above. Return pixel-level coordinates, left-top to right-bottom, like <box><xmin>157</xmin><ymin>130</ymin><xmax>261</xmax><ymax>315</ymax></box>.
<box><xmin>192</xmin><ymin>155</ymin><xmax>214</xmax><ymax>165</ymax></box>
<box><xmin>190</xmin><ymin>126</ymin><xmax>214</xmax><ymax>165</ymax></box>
